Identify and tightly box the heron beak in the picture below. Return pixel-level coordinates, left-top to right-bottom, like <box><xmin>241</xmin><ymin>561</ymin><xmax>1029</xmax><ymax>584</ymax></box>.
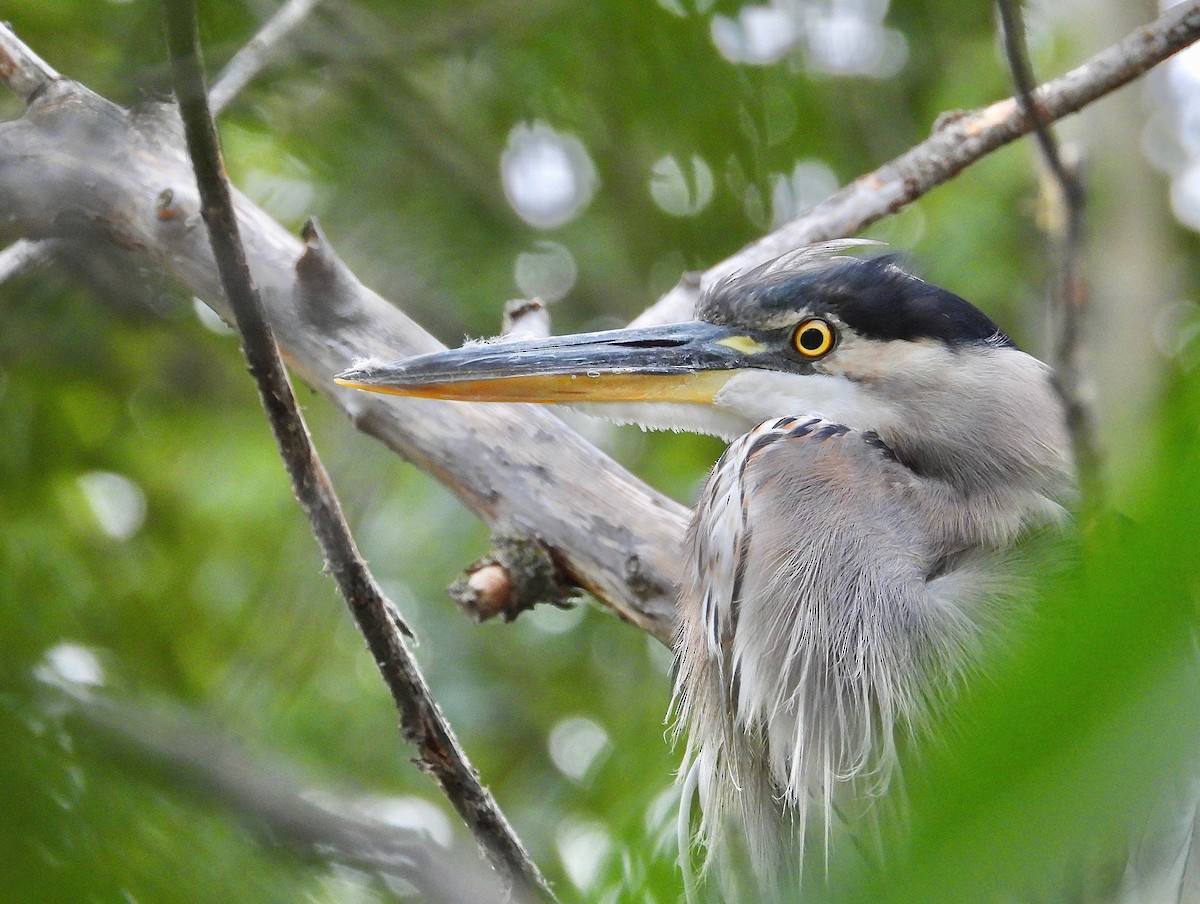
<box><xmin>334</xmin><ymin>321</ymin><xmax>764</xmax><ymax>405</ymax></box>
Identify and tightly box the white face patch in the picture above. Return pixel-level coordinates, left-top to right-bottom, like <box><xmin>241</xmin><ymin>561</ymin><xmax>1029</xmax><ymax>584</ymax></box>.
<box><xmin>562</xmin><ymin>340</ymin><xmax>975</xmax><ymax>442</ymax></box>
<box><xmin>567</xmin><ymin>400</ymin><xmax>755</xmax><ymax>440</ymax></box>
<box><xmin>712</xmin><ymin>369</ymin><xmax>890</xmax><ymax>434</ymax></box>
<box><xmin>831</xmin><ymin>333</ymin><xmax>950</xmax><ymax>384</ymax></box>
<box><xmin>569</xmin><ymin>365</ymin><xmax>895</xmax><ymax>440</ymax></box>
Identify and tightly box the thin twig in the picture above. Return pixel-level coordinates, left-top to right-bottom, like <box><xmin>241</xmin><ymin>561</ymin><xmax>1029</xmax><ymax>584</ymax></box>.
<box><xmin>160</xmin><ymin>2</ymin><xmax>554</xmax><ymax>899</ymax></box>
<box><xmin>995</xmin><ymin>0</ymin><xmax>1085</xmax><ymax>198</ymax></box>
<box><xmin>0</xmin><ymin>237</ymin><xmax>60</xmax><ymax>283</ymax></box>
<box><xmin>996</xmin><ymin>0</ymin><xmax>1101</xmax><ymax>504</ymax></box>
<box><xmin>630</xmin><ymin>0</ymin><xmax>1200</xmax><ymax>327</ymax></box>
<box><xmin>208</xmin><ymin>0</ymin><xmax>324</xmax><ymax>116</ymax></box>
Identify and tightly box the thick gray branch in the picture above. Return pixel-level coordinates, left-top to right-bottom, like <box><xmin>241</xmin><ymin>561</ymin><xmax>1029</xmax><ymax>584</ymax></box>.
<box><xmin>0</xmin><ymin>21</ymin><xmax>686</xmax><ymax>646</ymax></box>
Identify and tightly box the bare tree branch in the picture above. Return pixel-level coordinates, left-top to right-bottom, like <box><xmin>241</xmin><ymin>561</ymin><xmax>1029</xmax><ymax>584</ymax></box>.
<box><xmin>996</xmin><ymin>0</ymin><xmax>1102</xmax><ymax>504</ymax></box>
<box><xmin>0</xmin><ymin>18</ymin><xmax>687</xmax><ymax>644</ymax></box>
<box><xmin>161</xmin><ymin>2</ymin><xmax>552</xmax><ymax>898</ymax></box>
<box><xmin>631</xmin><ymin>0</ymin><xmax>1200</xmax><ymax>327</ymax></box>
<box><xmin>0</xmin><ymin>4</ymin><xmax>1196</xmax><ymax>653</ymax></box>
<box><xmin>0</xmin><ymin>0</ymin><xmax>322</xmax><ymax>295</ymax></box>
<box><xmin>209</xmin><ymin>0</ymin><xmax>325</xmax><ymax>117</ymax></box>
<box><xmin>0</xmin><ymin>236</ymin><xmax>60</xmax><ymax>283</ymax></box>
<box><xmin>0</xmin><ymin>26</ymin><xmax>59</xmax><ymax>102</ymax></box>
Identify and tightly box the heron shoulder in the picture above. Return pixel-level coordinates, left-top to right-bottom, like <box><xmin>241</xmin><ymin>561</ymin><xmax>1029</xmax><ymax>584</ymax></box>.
<box><xmin>675</xmin><ymin>415</ymin><xmax>964</xmax><ymax>884</ymax></box>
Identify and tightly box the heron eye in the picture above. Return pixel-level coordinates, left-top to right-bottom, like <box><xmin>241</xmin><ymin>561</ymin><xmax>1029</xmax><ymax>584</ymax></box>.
<box><xmin>791</xmin><ymin>319</ymin><xmax>835</xmax><ymax>358</ymax></box>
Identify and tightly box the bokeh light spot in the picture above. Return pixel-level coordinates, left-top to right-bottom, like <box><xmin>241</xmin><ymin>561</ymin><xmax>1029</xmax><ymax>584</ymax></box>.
<box><xmin>548</xmin><ymin>716</ymin><xmax>611</xmax><ymax>782</ymax></box>
<box><xmin>650</xmin><ymin>154</ymin><xmax>714</xmax><ymax>217</ymax></box>
<box><xmin>78</xmin><ymin>471</ymin><xmax>147</xmax><ymax>541</ymax></box>
<box><xmin>501</xmin><ymin>122</ymin><xmax>598</xmax><ymax>229</ymax></box>
<box><xmin>514</xmin><ymin>240</ymin><xmax>577</xmax><ymax>302</ymax></box>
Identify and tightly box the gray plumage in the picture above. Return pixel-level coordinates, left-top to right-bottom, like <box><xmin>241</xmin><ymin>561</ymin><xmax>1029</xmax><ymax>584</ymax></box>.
<box><xmin>338</xmin><ymin>242</ymin><xmax>1123</xmax><ymax>897</ymax></box>
<box><xmin>670</xmin><ymin>246</ymin><xmax>1075</xmax><ymax>895</ymax></box>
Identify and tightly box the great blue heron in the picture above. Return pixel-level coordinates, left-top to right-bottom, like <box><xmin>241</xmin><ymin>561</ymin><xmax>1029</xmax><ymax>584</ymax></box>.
<box><xmin>335</xmin><ymin>244</ymin><xmax>1076</xmax><ymax>894</ymax></box>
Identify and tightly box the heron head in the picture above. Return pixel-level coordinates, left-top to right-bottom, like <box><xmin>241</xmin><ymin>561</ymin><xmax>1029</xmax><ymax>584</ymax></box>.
<box><xmin>337</xmin><ymin>247</ymin><xmax>1069</xmax><ymax>488</ymax></box>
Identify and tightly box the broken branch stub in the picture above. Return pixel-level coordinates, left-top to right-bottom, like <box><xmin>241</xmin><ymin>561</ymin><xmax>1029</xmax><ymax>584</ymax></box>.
<box><xmin>449</xmin><ymin>534</ymin><xmax>578</xmax><ymax>624</ymax></box>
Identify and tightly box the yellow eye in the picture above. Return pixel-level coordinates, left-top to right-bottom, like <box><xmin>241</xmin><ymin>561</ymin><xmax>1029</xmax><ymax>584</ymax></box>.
<box><xmin>791</xmin><ymin>319</ymin><xmax>835</xmax><ymax>358</ymax></box>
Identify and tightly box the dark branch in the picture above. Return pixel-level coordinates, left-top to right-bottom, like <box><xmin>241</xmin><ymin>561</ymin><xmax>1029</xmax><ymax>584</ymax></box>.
<box><xmin>996</xmin><ymin>0</ymin><xmax>1101</xmax><ymax>504</ymax></box>
<box><xmin>160</xmin><ymin>2</ymin><xmax>553</xmax><ymax>899</ymax></box>
<box><xmin>996</xmin><ymin>0</ymin><xmax>1086</xmax><ymax>203</ymax></box>
<box><xmin>632</xmin><ymin>1</ymin><xmax>1200</xmax><ymax>327</ymax></box>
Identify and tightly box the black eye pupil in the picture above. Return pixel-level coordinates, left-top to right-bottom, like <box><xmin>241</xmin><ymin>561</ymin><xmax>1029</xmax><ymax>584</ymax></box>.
<box><xmin>800</xmin><ymin>328</ymin><xmax>824</xmax><ymax>351</ymax></box>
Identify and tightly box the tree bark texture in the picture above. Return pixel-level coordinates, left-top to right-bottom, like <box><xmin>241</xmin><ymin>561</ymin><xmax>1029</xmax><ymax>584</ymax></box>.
<box><xmin>0</xmin><ymin>66</ymin><xmax>687</xmax><ymax>646</ymax></box>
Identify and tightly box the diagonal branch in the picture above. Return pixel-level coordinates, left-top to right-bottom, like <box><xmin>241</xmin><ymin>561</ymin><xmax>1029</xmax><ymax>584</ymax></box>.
<box><xmin>0</xmin><ymin>4</ymin><xmax>1197</xmax><ymax>650</ymax></box>
<box><xmin>631</xmin><ymin>0</ymin><xmax>1200</xmax><ymax>327</ymax></box>
<box><xmin>51</xmin><ymin>683</ymin><xmax>508</xmax><ymax>904</ymax></box>
<box><xmin>208</xmin><ymin>0</ymin><xmax>325</xmax><ymax>116</ymax></box>
<box><xmin>160</xmin><ymin>2</ymin><xmax>552</xmax><ymax>899</ymax></box>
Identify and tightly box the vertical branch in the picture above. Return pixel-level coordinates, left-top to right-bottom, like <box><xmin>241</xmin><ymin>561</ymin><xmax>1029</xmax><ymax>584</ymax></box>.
<box><xmin>996</xmin><ymin>0</ymin><xmax>1102</xmax><ymax>503</ymax></box>
<box><xmin>159</xmin><ymin>2</ymin><xmax>554</xmax><ymax>900</ymax></box>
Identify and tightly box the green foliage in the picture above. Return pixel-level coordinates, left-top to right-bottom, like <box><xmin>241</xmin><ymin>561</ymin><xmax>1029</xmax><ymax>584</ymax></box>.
<box><xmin>2</xmin><ymin>1</ymin><xmax>1199</xmax><ymax>902</ymax></box>
<box><xmin>833</xmin><ymin>358</ymin><xmax>1200</xmax><ymax>903</ymax></box>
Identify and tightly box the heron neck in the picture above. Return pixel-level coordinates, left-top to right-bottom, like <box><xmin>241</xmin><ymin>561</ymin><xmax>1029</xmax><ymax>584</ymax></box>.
<box><xmin>875</xmin><ymin>405</ymin><xmax>1075</xmax><ymax>555</ymax></box>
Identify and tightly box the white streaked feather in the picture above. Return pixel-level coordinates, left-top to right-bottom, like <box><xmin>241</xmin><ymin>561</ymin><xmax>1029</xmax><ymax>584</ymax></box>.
<box><xmin>722</xmin><ymin>239</ymin><xmax>886</xmax><ymax>288</ymax></box>
<box><xmin>673</xmin><ymin>413</ymin><xmax>1068</xmax><ymax>898</ymax></box>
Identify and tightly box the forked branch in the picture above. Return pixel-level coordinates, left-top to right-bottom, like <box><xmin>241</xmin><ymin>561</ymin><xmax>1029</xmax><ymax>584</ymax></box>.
<box><xmin>1</xmin><ymin>3</ymin><xmax>1197</xmax><ymax>650</ymax></box>
<box><xmin>632</xmin><ymin>1</ymin><xmax>1200</xmax><ymax>327</ymax></box>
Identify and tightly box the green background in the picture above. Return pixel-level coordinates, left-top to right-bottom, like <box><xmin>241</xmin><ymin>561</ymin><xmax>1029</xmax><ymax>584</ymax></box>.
<box><xmin>1</xmin><ymin>0</ymin><xmax>1198</xmax><ymax>901</ymax></box>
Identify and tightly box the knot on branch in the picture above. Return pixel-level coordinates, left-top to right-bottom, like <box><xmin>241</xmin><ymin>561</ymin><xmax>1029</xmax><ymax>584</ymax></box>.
<box><xmin>295</xmin><ymin>217</ymin><xmax>362</xmax><ymax>328</ymax></box>
<box><xmin>448</xmin><ymin>534</ymin><xmax>576</xmax><ymax>624</ymax></box>
<box><xmin>931</xmin><ymin>108</ymin><xmax>969</xmax><ymax>132</ymax></box>
<box><xmin>156</xmin><ymin>187</ymin><xmax>182</xmax><ymax>221</ymax></box>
